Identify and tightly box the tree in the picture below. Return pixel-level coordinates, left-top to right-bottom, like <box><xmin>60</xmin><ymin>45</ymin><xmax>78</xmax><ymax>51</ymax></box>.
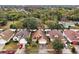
<box><xmin>46</xmin><ymin>21</ymin><xmax>63</xmax><ymax>29</ymax></box>
<box><xmin>71</xmin><ymin>46</ymin><xmax>77</xmax><ymax>54</ymax></box>
<box><xmin>22</xmin><ymin>17</ymin><xmax>38</xmax><ymax>29</ymax></box>
<box><xmin>0</xmin><ymin>18</ymin><xmax>7</xmax><ymax>26</ymax></box>
<box><xmin>14</xmin><ymin>21</ymin><xmax>23</xmax><ymax>29</ymax></box>
<box><xmin>26</xmin><ymin>35</ymin><xmax>32</xmax><ymax>45</ymax></box>
<box><xmin>6</xmin><ymin>12</ymin><xmax>24</xmax><ymax>25</ymax></box>
<box><xmin>52</xmin><ymin>38</ymin><xmax>64</xmax><ymax>54</ymax></box>
<box><xmin>46</xmin><ymin>22</ymin><xmax>55</xmax><ymax>29</ymax></box>
<box><xmin>10</xmin><ymin>24</ymin><xmax>17</xmax><ymax>29</ymax></box>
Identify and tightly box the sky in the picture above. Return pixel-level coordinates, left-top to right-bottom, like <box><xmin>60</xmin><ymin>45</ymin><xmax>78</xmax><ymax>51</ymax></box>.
<box><xmin>0</xmin><ymin>0</ymin><xmax>79</xmax><ymax>5</ymax></box>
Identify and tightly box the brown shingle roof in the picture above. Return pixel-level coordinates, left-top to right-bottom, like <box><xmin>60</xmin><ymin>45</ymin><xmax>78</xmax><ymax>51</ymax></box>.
<box><xmin>0</xmin><ymin>29</ymin><xmax>14</xmax><ymax>41</ymax></box>
<box><xmin>49</xmin><ymin>30</ymin><xmax>64</xmax><ymax>39</ymax></box>
<box><xmin>32</xmin><ymin>30</ymin><xmax>47</xmax><ymax>40</ymax></box>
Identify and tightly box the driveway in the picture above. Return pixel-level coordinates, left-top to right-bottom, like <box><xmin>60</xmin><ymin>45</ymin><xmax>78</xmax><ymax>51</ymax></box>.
<box><xmin>62</xmin><ymin>48</ymin><xmax>72</xmax><ymax>54</ymax></box>
<box><xmin>0</xmin><ymin>44</ymin><xmax>5</xmax><ymax>51</ymax></box>
<box><xmin>74</xmin><ymin>45</ymin><xmax>79</xmax><ymax>54</ymax></box>
<box><xmin>15</xmin><ymin>48</ymin><xmax>26</xmax><ymax>54</ymax></box>
<box><xmin>38</xmin><ymin>44</ymin><xmax>48</xmax><ymax>54</ymax></box>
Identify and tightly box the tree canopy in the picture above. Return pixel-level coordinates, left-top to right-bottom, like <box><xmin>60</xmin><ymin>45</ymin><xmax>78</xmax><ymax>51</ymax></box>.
<box><xmin>22</xmin><ymin>17</ymin><xmax>39</xmax><ymax>29</ymax></box>
<box><xmin>52</xmin><ymin>38</ymin><xmax>64</xmax><ymax>50</ymax></box>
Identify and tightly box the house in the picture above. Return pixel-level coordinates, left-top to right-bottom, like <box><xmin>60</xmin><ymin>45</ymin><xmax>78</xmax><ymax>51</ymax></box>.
<box><xmin>32</xmin><ymin>29</ymin><xmax>47</xmax><ymax>44</ymax></box>
<box><xmin>0</xmin><ymin>29</ymin><xmax>14</xmax><ymax>43</ymax></box>
<box><xmin>48</xmin><ymin>30</ymin><xmax>65</xmax><ymax>43</ymax></box>
<box><xmin>59</xmin><ymin>22</ymin><xmax>75</xmax><ymax>28</ymax></box>
<box><xmin>59</xmin><ymin>17</ymin><xmax>75</xmax><ymax>28</ymax></box>
<box><xmin>13</xmin><ymin>29</ymin><xmax>30</xmax><ymax>41</ymax></box>
<box><xmin>0</xmin><ymin>29</ymin><xmax>14</xmax><ymax>50</ymax></box>
<box><xmin>13</xmin><ymin>29</ymin><xmax>30</xmax><ymax>48</ymax></box>
<box><xmin>63</xmin><ymin>29</ymin><xmax>79</xmax><ymax>45</ymax></box>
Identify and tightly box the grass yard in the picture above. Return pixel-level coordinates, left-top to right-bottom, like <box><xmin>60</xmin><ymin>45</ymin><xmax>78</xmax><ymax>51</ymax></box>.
<box><xmin>0</xmin><ymin>20</ymin><xmax>19</xmax><ymax>29</ymax></box>
<box><xmin>29</xmin><ymin>46</ymin><xmax>38</xmax><ymax>54</ymax></box>
<box><xmin>25</xmin><ymin>43</ymin><xmax>39</xmax><ymax>54</ymax></box>
<box><xmin>3</xmin><ymin>40</ymin><xmax>18</xmax><ymax>51</ymax></box>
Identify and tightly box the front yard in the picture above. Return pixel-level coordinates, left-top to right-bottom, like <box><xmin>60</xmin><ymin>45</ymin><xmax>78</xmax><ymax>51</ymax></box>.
<box><xmin>3</xmin><ymin>40</ymin><xmax>18</xmax><ymax>51</ymax></box>
<box><xmin>25</xmin><ymin>42</ymin><xmax>39</xmax><ymax>54</ymax></box>
<box><xmin>46</xmin><ymin>42</ymin><xmax>54</xmax><ymax>54</ymax></box>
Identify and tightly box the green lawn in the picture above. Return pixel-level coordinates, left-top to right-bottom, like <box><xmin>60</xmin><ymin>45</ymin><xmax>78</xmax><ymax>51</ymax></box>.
<box><xmin>29</xmin><ymin>46</ymin><xmax>38</xmax><ymax>53</ymax></box>
<box><xmin>25</xmin><ymin>43</ymin><xmax>39</xmax><ymax>54</ymax></box>
<box><xmin>3</xmin><ymin>40</ymin><xmax>18</xmax><ymax>51</ymax></box>
<box><xmin>0</xmin><ymin>21</ymin><xmax>19</xmax><ymax>29</ymax></box>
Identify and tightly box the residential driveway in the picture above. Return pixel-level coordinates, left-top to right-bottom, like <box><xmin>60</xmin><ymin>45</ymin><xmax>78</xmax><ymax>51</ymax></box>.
<box><xmin>15</xmin><ymin>48</ymin><xmax>26</xmax><ymax>54</ymax></box>
<box><xmin>74</xmin><ymin>45</ymin><xmax>79</xmax><ymax>54</ymax></box>
<box><xmin>62</xmin><ymin>48</ymin><xmax>72</xmax><ymax>54</ymax></box>
<box><xmin>38</xmin><ymin>44</ymin><xmax>48</xmax><ymax>54</ymax></box>
<box><xmin>0</xmin><ymin>44</ymin><xmax>5</xmax><ymax>51</ymax></box>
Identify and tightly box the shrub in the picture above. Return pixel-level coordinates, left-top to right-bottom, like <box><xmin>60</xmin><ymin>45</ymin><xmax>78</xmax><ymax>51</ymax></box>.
<box><xmin>52</xmin><ymin>38</ymin><xmax>64</xmax><ymax>53</ymax></box>
<box><xmin>10</xmin><ymin>24</ymin><xmax>17</xmax><ymax>29</ymax></box>
<box><xmin>0</xmin><ymin>18</ymin><xmax>7</xmax><ymax>26</ymax></box>
<box><xmin>71</xmin><ymin>47</ymin><xmax>77</xmax><ymax>54</ymax></box>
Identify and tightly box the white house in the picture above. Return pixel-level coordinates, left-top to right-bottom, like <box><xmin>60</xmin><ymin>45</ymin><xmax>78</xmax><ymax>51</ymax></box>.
<box><xmin>0</xmin><ymin>29</ymin><xmax>14</xmax><ymax>50</ymax></box>
<box><xmin>13</xmin><ymin>30</ymin><xmax>30</xmax><ymax>41</ymax></box>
